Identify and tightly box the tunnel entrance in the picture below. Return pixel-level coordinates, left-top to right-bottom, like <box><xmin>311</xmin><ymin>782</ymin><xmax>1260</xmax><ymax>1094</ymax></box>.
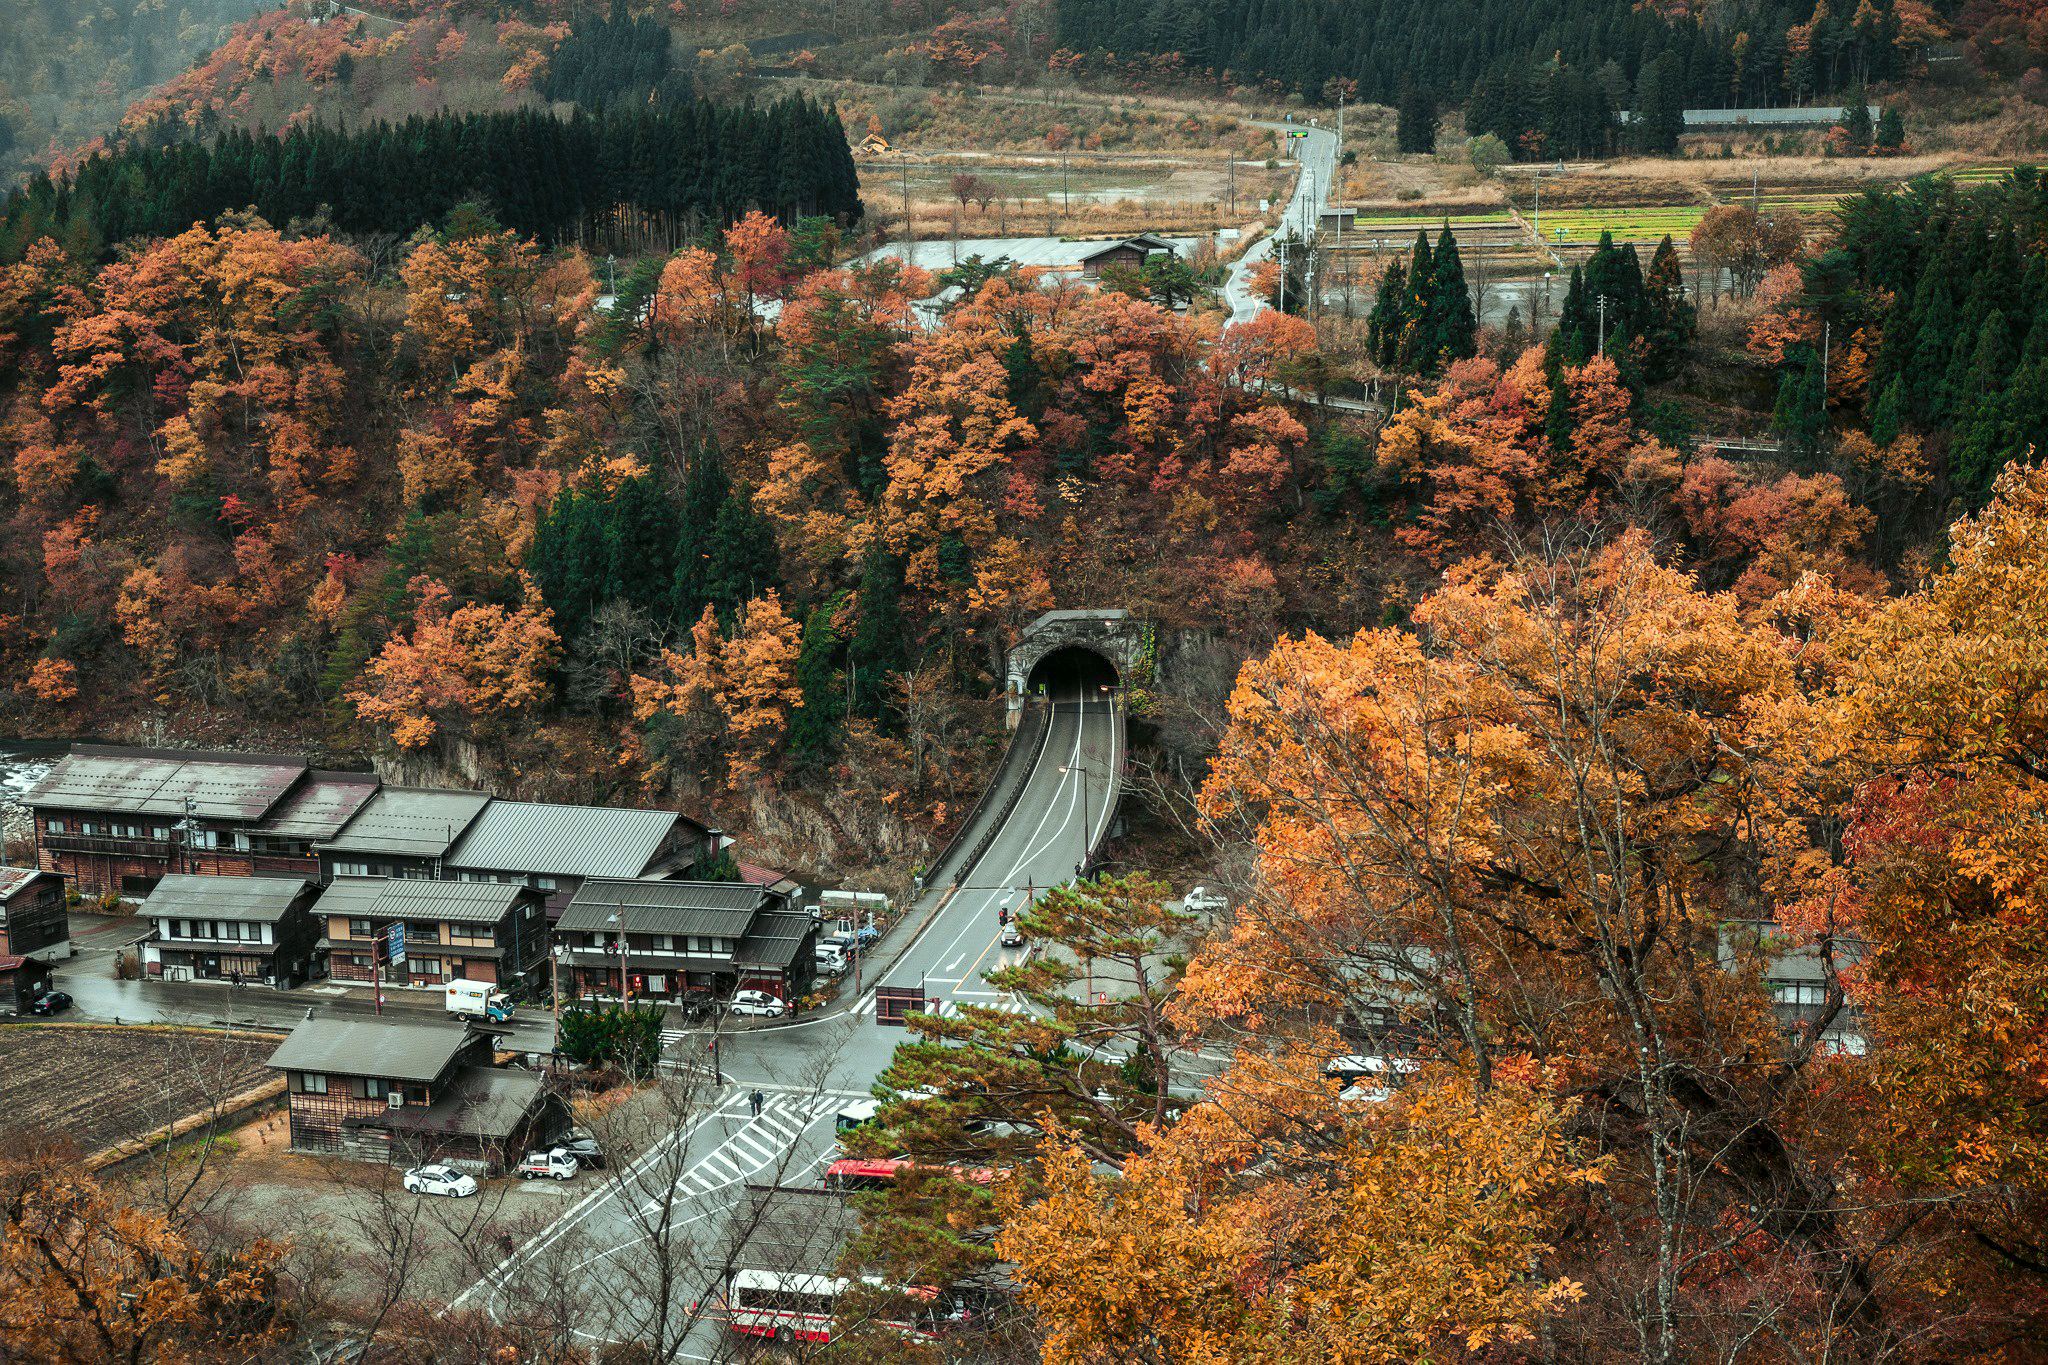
<box><xmin>1025</xmin><ymin>645</ymin><xmax>1120</xmax><ymax>701</ymax></box>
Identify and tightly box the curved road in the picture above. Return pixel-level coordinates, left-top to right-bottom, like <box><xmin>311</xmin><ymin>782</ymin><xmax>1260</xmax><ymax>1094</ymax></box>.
<box><xmin>453</xmin><ymin>676</ymin><xmax>1124</xmax><ymax>1351</ymax></box>
<box><xmin>1224</xmin><ymin>120</ymin><xmax>1341</xmax><ymax>327</ymax></box>
<box><xmin>875</xmin><ymin>679</ymin><xmax>1121</xmax><ymax>1020</ymax></box>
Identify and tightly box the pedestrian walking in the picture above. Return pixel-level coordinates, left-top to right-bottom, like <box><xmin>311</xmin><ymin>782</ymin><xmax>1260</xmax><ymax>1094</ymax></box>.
<box><xmin>749</xmin><ymin>1090</ymin><xmax>764</xmax><ymax>1117</ymax></box>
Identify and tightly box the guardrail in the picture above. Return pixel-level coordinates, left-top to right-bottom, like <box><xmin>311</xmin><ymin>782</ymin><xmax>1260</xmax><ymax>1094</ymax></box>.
<box><xmin>924</xmin><ymin>698</ymin><xmax>1051</xmax><ymax>892</ymax></box>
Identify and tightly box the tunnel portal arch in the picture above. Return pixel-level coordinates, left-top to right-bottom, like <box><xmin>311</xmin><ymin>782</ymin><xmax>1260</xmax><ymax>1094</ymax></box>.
<box><xmin>1006</xmin><ymin>610</ymin><xmax>1148</xmax><ymax>714</ymax></box>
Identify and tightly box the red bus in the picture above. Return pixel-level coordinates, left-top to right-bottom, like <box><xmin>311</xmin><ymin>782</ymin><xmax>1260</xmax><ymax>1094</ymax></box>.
<box><xmin>825</xmin><ymin>1157</ymin><xmax>996</xmax><ymax>1191</ymax></box>
<box><xmin>715</xmin><ymin>1269</ymin><xmax>967</xmax><ymax>1344</ymax></box>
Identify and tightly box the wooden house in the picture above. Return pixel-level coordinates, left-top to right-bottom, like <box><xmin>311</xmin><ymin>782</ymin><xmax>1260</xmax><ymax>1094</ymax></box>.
<box><xmin>267</xmin><ymin>1014</ymin><xmax>559</xmax><ymax>1172</ymax></box>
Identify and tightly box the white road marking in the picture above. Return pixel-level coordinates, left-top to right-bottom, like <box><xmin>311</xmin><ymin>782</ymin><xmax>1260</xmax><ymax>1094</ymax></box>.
<box><xmin>450</xmin><ymin>1093</ymin><xmax>825</xmax><ymax>1316</ymax></box>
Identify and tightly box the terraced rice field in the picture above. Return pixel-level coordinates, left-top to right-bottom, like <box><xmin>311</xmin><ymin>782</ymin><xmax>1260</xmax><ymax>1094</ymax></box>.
<box><xmin>1532</xmin><ymin>205</ymin><xmax>1711</xmax><ymax>246</ymax></box>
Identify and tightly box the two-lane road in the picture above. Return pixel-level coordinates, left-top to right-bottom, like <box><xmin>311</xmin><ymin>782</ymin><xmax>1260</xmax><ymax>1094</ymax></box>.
<box><xmin>1225</xmin><ymin>120</ymin><xmax>1341</xmax><ymax>326</ymax></box>
<box><xmin>878</xmin><ymin>681</ymin><xmax>1120</xmax><ymax>1022</ymax></box>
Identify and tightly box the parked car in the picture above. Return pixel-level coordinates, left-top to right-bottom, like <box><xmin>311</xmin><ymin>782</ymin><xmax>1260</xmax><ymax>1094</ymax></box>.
<box><xmin>518</xmin><ymin>1149</ymin><xmax>579</xmax><ymax>1181</ymax></box>
<box><xmin>725</xmin><ymin>989</ymin><xmax>787</xmax><ymax>1018</ymax></box>
<box><xmin>999</xmin><ymin>923</ymin><xmax>1026</xmax><ymax>949</ymax></box>
<box><xmin>403</xmin><ymin>1165</ymin><xmax>479</xmax><ymax>1198</ymax></box>
<box><xmin>821</xmin><ymin>931</ymin><xmax>861</xmax><ymax>958</ymax></box>
<box><xmin>29</xmin><ymin>990</ymin><xmax>72</xmax><ymax>1016</ymax></box>
<box><xmin>1183</xmin><ymin>886</ymin><xmax>1228</xmax><ymax>914</ymax></box>
<box><xmin>552</xmin><ymin>1135</ymin><xmax>606</xmax><ymax>1170</ymax></box>
<box><xmin>814</xmin><ymin>944</ymin><xmax>849</xmax><ymax>977</ymax></box>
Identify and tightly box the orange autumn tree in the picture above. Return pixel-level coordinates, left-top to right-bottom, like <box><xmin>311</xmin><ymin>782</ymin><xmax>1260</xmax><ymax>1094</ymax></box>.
<box><xmin>0</xmin><ymin>1137</ymin><xmax>288</xmax><ymax>1363</ymax></box>
<box><xmin>1189</xmin><ymin>531</ymin><xmax>1912</xmax><ymax>1358</ymax></box>
<box><xmin>349</xmin><ymin>576</ymin><xmax>560</xmax><ymax>749</ymax></box>
<box><xmin>999</xmin><ymin>1065</ymin><xmax>1593</xmax><ymax>1365</ymax></box>
<box><xmin>1824</xmin><ymin>464</ymin><xmax>2048</xmax><ymax>1255</ymax></box>
<box><xmin>630</xmin><ymin>593</ymin><xmax>803</xmax><ymax>789</ymax></box>
<box><xmin>877</xmin><ymin>297</ymin><xmax>1038</xmax><ymax>596</ymax></box>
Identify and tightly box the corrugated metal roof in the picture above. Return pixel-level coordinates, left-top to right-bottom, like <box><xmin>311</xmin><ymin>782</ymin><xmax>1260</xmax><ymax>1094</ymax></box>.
<box><xmin>143</xmin><ymin>873</ymin><xmax>312</xmax><ymax>922</ymax></box>
<box><xmin>0</xmin><ymin>866</ymin><xmax>51</xmax><ymax>899</ymax></box>
<box><xmin>258</xmin><ymin>772</ymin><xmax>379</xmax><ymax>840</ymax></box>
<box><xmin>315</xmin><ymin>876</ymin><xmax>530</xmax><ymax>925</ymax></box>
<box><xmin>266</xmin><ymin>1016</ymin><xmax>473</xmax><ymax>1083</ymax></box>
<box><xmin>445</xmin><ymin>802</ymin><xmax>683</xmax><ymax>879</ymax></box>
<box><xmin>27</xmin><ymin>746</ymin><xmax>307</xmax><ymax>820</ymax></box>
<box><xmin>379</xmin><ymin>1066</ymin><xmax>546</xmax><ymax>1138</ymax></box>
<box><xmin>737</xmin><ymin>910</ymin><xmax>816</xmax><ymax>970</ymax></box>
<box><xmin>557</xmin><ymin>878</ymin><xmax>765</xmax><ymax>936</ymax></box>
<box><xmin>317</xmin><ymin>787</ymin><xmax>492</xmax><ymax>857</ymax></box>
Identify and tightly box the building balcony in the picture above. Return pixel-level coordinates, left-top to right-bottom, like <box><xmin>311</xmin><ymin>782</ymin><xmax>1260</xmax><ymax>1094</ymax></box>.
<box><xmin>42</xmin><ymin>833</ymin><xmax>176</xmax><ymax>860</ymax></box>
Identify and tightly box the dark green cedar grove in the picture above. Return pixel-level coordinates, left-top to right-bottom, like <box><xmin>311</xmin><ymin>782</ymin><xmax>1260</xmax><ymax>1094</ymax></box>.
<box><xmin>1054</xmin><ymin>0</ymin><xmax>1908</xmax><ymax>131</ymax></box>
<box><xmin>1</xmin><ymin>96</ymin><xmax>862</xmax><ymax>263</ymax></box>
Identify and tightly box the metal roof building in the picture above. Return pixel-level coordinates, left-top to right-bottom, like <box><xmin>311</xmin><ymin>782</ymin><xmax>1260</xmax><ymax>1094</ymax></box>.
<box><xmin>444</xmin><ymin>801</ymin><xmax>692</xmax><ymax>880</ymax></box>
<box><xmin>315</xmin><ymin>876</ymin><xmax>536</xmax><ymax>925</ymax></box>
<box><xmin>257</xmin><ymin>772</ymin><xmax>380</xmax><ymax>841</ymax></box>
<box><xmin>557</xmin><ymin>878</ymin><xmax>769</xmax><ymax>938</ymax></box>
<box><xmin>738</xmin><ymin>910</ymin><xmax>820</xmax><ymax>973</ymax></box>
<box><xmin>141</xmin><ymin>873</ymin><xmax>314</xmax><ymax>922</ymax></box>
<box><xmin>28</xmin><ymin>746</ymin><xmax>309</xmax><ymax>820</ymax></box>
<box><xmin>317</xmin><ymin>787</ymin><xmax>493</xmax><ymax>859</ymax></box>
<box><xmin>267</xmin><ymin>1015</ymin><xmax>476</xmax><ymax>1083</ymax></box>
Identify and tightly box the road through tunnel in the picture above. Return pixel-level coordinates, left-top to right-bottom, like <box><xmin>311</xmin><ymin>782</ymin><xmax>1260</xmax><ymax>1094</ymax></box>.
<box><xmin>1026</xmin><ymin>645</ymin><xmax>1119</xmax><ymax>702</ymax></box>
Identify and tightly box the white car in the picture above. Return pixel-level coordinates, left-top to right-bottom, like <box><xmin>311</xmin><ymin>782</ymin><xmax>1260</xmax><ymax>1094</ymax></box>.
<box><xmin>403</xmin><ymin>1164</ymin><xmax>479</xmax><ymax>1198</ymax></box>
<box><xmin>1183</xmin><ymin>886</ymin><xmax>1228</xmax><ymax>913</ymax></box>
<box><xmin>726</xmin><ymin>989</ymin><xmax>787</xmax><ymax>1018</ymax></box>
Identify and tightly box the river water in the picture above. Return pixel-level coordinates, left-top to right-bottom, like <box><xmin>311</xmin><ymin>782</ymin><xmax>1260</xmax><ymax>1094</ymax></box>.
<box><xmin>0</xmin><ymin>739</ymin><xmax>64</xmax><ymax>845</ymax></box>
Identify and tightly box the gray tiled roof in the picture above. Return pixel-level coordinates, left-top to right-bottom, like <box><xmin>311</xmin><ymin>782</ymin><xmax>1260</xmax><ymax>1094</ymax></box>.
<box><xmin>736</xmin><ymin>910</ymin><xmax>817</xmax><ymax>971</ymax></box>
<box><xmin>266</xmin><ymin>1015</ymin><xmax>472</xmax><ymax>1083</ymax></box>
<box><xmin>28</xmin><ymin>746</ymin><xmax>307</xmax><ymax>821</ymax></box>
<box><xmin>445</xmin><ymin>802</ymin><xmax>686</xmax><ymax>879</ymax></box>
<box><xmin>257</xmin><ymin>772</ymin><xmax>379</xmax><ymax>840</ymax></box>
<box><xmin>317</xmin><ymin>787</ymin><xmax>492</xmax><ymax>858</ymax></box>
<box><xmin>315</xmin><ymin>876</ymin><xmax>531</xmax><ymax>925</ymax></box>
<box><xmin>143</xmin><ymin>873</ymin><xmax>313</xmax><ymax>922</ymax></box>
<box><xmin>557</xmin><ymin>878</ymin><xmax>766</xmax><ymax>937</ymax></box>
<box><xmin>379</xmin><ymin>1066</ymin><xmax>547</xmax><ymax>1140</ymax></box>
<box><xmin>0</xmin><ymin>867</ymin><xmax>50</xmax><ymax>899</ymax></box>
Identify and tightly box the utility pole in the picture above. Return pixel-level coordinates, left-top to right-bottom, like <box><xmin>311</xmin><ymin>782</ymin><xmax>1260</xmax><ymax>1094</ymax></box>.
<box><xmin>1228</xmin><ymin>154</ymin><xmax>1235</xmax><ymax>215</ymax></box>
<box><xmin>1278</xmin><ymin>237</ymin><xmax>1288</xmax><ymax>314</ymax></box>
<box><xmin>1597</xmin><ymin>294</ymin><xmax>1610</xmax><ymax>357</ymax></box>
<box><xmin>1063</xmin><ymin>154</ymin><xmax>1070</xmax><ymax>211</ymax></box>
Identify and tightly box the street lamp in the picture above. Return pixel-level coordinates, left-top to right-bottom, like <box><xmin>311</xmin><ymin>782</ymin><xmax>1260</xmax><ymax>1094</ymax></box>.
<box><xmin>551</xmin><ymin>942</ymin><xmax>571</xmax><ymax>1020</ymax></box>
<box><xmin>1061</xmin><ymin>761</ymin><xmax>1096</xmax><ymax>876</ymax></box>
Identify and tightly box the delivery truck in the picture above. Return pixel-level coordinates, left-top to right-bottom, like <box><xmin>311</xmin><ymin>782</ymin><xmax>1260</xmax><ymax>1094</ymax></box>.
<box><xmin>444</xmin><ymin>980</ymin><xmax>515</xmax><ymax>1021</ymax></box>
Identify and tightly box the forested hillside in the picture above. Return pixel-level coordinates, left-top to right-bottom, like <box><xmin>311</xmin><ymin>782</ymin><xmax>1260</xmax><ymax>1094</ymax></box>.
<box><xmin>1053</xmin><ymin>0</ymin><xmax>1918</xmax><ymax>108</ymax></box>
<box><xmin>0</xmin><ymin>0</ymin><xmax>264</xmax><ymax>190</ymax></box>
<box><xmin>0</xmin><ymin>98</ymin><xmax>862</xmax><ymax>261</ymax></box>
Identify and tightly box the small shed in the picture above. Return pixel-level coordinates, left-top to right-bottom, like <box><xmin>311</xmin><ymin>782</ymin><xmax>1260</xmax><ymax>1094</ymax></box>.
<box><xmin>1076</xmin><ymin>233</ymin><xmax>1181</xmax><ymax>279</ymax></box>
<box><xmin>0</xmin><ymin>954</ymin><xmax>53</xmax><ymax>1014</ymax></box>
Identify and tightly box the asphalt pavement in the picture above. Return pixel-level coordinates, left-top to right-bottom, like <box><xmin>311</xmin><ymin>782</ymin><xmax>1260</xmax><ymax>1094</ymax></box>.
<box><xmin>1224</xmin><ymin>120</ymin><xmax>1341</xmax><ymax>327</ymax></box>
<box><xmin>449</xmin><ymin>678</ymin><xmax>1124</xmax><ymax>1348</ymax></box>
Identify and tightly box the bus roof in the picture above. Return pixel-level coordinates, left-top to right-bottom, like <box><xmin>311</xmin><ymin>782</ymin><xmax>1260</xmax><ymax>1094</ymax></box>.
<box><xmin>731</xmin><ymin>1268</ymin><xmax>848</xmax><ymax>1297</ymax></box>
